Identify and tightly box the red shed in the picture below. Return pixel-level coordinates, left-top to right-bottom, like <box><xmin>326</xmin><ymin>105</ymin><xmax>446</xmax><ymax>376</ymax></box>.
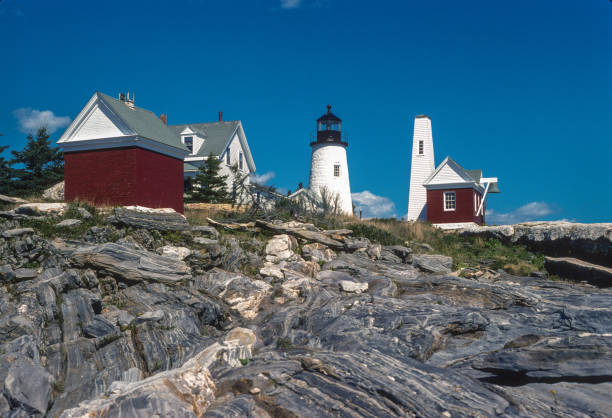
<box><xmin>423</xmin><ymin>157</ymin><xmax>499</xmax><ymax>229</ymax></box>
<box><xmin>57</xmin><ymin>92</ymin><xmax>189</xmax><ymax>213</ymax></box>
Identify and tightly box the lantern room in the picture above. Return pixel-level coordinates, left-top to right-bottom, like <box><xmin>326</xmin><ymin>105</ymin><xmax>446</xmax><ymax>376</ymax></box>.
<box><xmin>314</xmin><ymin>105</ymin><xmax>346</xmax><ymax>146</ymax></box>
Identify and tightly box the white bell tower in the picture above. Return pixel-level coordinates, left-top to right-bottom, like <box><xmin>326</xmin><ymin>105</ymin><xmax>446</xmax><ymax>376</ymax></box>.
<box><xmin>407</xmin><ymin>115</ymin><xmax>435</xmax><ymax>221</ymax></box>
<box><xmin>309</xmin><ymin>105</ymin><xmax>353</xmax><ymax>215</ymax></box>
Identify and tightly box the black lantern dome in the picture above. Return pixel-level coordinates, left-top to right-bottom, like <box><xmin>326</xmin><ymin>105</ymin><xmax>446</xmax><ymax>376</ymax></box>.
<box><xmin>312</xmin><ymin>105</ymin><xmax>347</xmax><ymax>147</ymax></box>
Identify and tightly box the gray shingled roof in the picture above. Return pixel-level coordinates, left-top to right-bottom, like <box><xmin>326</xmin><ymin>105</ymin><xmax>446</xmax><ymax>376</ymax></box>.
<box><xmin>466</xmin><ymin>169</ymin><xmax>482</xmax><ymax>183</ymax></box>
<box><xmin>97</xmin><ymin>92</ymin><xmax>188</xmax><ymax>152</ymax></box>
<box><xmin>168</xmin><ymin>121</ymin><xmax>240</xmax><ymax>157</ymax></box>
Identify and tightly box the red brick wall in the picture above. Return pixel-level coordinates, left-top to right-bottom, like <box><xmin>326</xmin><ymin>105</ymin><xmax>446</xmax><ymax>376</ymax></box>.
<box><xmin>426</xmin><ymin>188</ymin><xmax>484</xmax><ymax>225</ymax></box>
<box><xmin>64</xmin><ymin>147</ymin><xmax>184</xmax><ymax>213</ymax></box>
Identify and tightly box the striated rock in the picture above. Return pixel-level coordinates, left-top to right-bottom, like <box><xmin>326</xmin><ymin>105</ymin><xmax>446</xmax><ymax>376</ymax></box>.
<box><xmin>545</xmin><ymin>256</ymin><xmax>612</xmax><ymax>287</ymax></box>
<box><xmin>256</xmin><ymin>220</ymin><xmax>345</xmax><ymax>250</ymax></box>
<box><xmin>211</xmin><ymin>349</ymin><xmax>511</xmax><ymax>417</ymax></box>
<box><xmin>1</xmin><ymin>228</ymin><xmax>34</xmax><ymax>238</ymax></box>
<box><xmin>194</xmin><ymin>237</ymin><xmax>219</xmax><ymax>245</ymax></box>
<box><xmin>384</xmin><ymin>245</ymin><xmax>413</xmax><ymax>263</ymax></box>
<box><xmin>474</xmin><ymin>334</ymin><xmax>612</xmax><ymax>381</ymax></box>
<box><xmin>196</xmin><ymin>269</ymin><xmax>271</xmax><ymax>320</ymax></box>
<box><xmin>56</xmin><ymin>219</ymin><xmax>82</xmax><ymax>228</ymax></box>
<box><xmin>160</xmin><ymin>245</ymin><xmax>191</xmax><ymax>260</ymax></box>
<box><xmin>413</xmin><ymin>254</ymin><xmax>453</xmax><ymax>274</ymax></box>
<box><xmin>70</xmin><ymin>242</ymin><xmax>191</xmax><ymax>284</ymax></box>
<box><xmin>461</xmin><ymin>221</ymin><xmax>612</xmax><ymax>267</ymax></box>
<box><xmin>42</xmin><ymin>181</ymin><xmax>64</xmax><ymax>200</ymax></box>
<box><xmin>0</xmin><ymin>194</ymin><xmax>27</xmax><ymax>204</ymax></box>
<box><xmin>265</xmin><ymin>234</ymin><xmax>298</xmax><ymax>263</ymax></box>
<box><xmin>259</xmin><ymin>262</ymin><xmax>284</xmax><ymax>280</ymax></box>
<box><xmin>301</xmin><ymin>242</ymin><xmax>336</xmax><ymax>263</ymax></box>
<box><xmin>59</xmin><ymin>344</ymin><xmax>220</xmax><ymax>418</ymax></box>
<box><xmin>135</xmin><ymin>309</ymin><xmax>165</xmax><ymax>324</ymax></box>
<box><xmin>191</xmin><ymin>225</ymin><xmax>220</xmax><ymax>239</ymax></box>
<box><xmin>4</xmin><ymin>360</ymin><xmax>54</xmax><ymax>416</ymax></box>
<box><xmin>339</xmin><ymin>280</ymin><xmax>368</xmax><ymax>293</ymax></box>
<box><xmin>76</xmin><ymin>207</ymin><xmax>92</xmax><ymax>219</ymax></box>
<box><xmin>15</xmin><ymin>202</ymin><xmax>67</xmax><ymax>216</ymax></box>
<box><xmin>83</xmin><ymin>316</ymin><xmax>118</xmax><ymax>338</ymax></box>
<box><xmin>112</xmin><ymin>206</ymin><xmax>189</xmax><ymax>231</ymax></box>
<box><xmin>14</xmin><ymin>268</ymin><xmax>37</xmax><ymax>281</ymax></box>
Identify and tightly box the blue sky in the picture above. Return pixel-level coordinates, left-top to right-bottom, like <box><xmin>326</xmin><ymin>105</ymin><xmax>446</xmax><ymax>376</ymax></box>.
<box><xmin>1</xmin><ymin>0</ymin><xmax>610</xmax><ymax>222</ymax></box>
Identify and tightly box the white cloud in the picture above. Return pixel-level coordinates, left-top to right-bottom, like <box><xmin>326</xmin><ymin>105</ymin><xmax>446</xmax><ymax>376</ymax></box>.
<box><xmin>280</xmin><ymin>0</ymin><xmax>302</xmax><ymax>9</ymax></box>
<box><xmin>352</xmin><ymin>190</ymin><xmax>396</xmax><ymax>219</ymax></box>
<box><xmin>486</xmin><ymin>201</ymin><xmax>556</xmax><ymax>225</ymax></box>
<box><xmin>13</xmin><ymin>108</ymin><xmax>71</xmax><ymax>134</ymax></box>
<box><xmin>250</xmin><ymin>171</ymin><xmax>275</xmax><ymax>184</ymax></box>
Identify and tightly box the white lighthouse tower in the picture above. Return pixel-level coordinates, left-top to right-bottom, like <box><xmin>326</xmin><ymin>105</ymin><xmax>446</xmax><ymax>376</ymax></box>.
<box><xmin>407</xmin><ymin>115</ymin><xmax>435</xmax><ymax>221</ymax></box>
<box><xmin>308</xmin><ymin>105</ymin><xmax>353</xmax><ymax>215</ymax></box>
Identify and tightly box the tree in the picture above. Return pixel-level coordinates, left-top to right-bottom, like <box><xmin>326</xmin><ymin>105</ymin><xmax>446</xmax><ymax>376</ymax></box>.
<box><xmin>0</xmin><ymin>145</ymin><xmax>16</xmax><ymax>196</ymax></box>
<box><xmin>11</xmin><ymin>127</ymin><xmax>64</xmax><ymax>196</ymax></box>
<box><xmin>191</xmin><ymin>152</ymin><xmax>229</xmax><ymax>203</ymax></box>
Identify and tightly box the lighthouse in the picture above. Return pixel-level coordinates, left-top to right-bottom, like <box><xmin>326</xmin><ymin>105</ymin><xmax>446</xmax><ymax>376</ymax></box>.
<box><xmin>407</xmin><ymin>115</ymin><xmax>435</xmax><ymax>221</ymax></box>
<box><xmin>308</xmin><ymin>105</ymin><xmax>353</xmax><ymax>215</ymax></box>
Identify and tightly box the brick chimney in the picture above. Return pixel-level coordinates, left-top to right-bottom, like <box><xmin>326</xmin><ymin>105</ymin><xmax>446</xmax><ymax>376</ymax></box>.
<box><xmin>160</xmin><ymin>114</ymin><xmax>167</xmax><ymax>125</ymax></box>
<box><xmin>218</xmin><ymin>111</ymin><xmax>223</xmax><ymax>122</ymax></box>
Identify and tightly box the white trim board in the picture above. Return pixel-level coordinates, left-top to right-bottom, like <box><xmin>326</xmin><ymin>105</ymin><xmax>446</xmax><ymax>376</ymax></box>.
<box><xmin>60</xmin><ymin>135</ymin><xmax>188</xmax><ymax>160</ymax></box>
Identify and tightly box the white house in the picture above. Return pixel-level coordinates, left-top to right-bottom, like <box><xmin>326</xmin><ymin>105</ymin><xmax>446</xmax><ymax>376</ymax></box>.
<box><xmin>168</xmin><ymin>113</ymin><xmax>256</xmax><ymax>192</ymax></box>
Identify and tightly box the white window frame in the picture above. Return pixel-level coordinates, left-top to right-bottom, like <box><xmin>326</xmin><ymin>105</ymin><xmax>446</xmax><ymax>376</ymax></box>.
<box><xmin>239</xmin><ymin>152</ymin><xmax>243</xmax><ymax>170</ymax></box>
<box><xmin>182</xmin><ymin>136</ymin><xmax>194</xmax><ymax>154</ymax></box>
<box><xmin>444</xmin><ymin>191</ymin><xmax>456</xmax><ymax>211</ymax></box>
<box><xmin>333</xmin><ymin>164</ymin><xmax>340</xmax><ymax>177</ymax></box>
<box><xmin>418</xmin><ymin>140</ymin><xmax>424</xmax><ymax>155</ymax></box>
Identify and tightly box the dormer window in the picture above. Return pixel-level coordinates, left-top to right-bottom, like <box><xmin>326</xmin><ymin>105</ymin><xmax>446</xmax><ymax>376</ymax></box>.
<box><xmin>183</xmin><ymin>136</ymin><xmax>193</xmax><ymax>153</ymax></box>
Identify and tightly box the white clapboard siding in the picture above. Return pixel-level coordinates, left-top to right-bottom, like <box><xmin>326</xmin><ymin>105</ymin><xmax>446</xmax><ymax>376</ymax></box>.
<box><xmin>407</xmin><ymin>116</ymin><xmax>435</xmax><ymax>221</ymax></box>
<box><xmin>71</xmin><ymin>105</ymin><xmax>124</xmax><ymax>141</ymax></box>
<box><xmin>426</xmin><ymin>163</ymin><xmax>466</xmax><ymax>184</ymax></box>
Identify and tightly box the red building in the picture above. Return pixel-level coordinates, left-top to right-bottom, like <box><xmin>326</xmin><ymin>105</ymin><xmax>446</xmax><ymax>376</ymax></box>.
<box><xmin>423</xmin><ymin>157</ymin><xmax>499</xmax><ymax>228</ymax></box>
<box><xmin>57</xmin><ymin>92</ymin><xmax>189</xmax><ymax>213</ymax></box>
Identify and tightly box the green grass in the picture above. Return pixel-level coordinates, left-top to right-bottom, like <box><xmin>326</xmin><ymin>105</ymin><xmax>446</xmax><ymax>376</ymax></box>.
<box><xmin>318</xmin><ymin>217</ymin><xmax>545</xmax><ymax>276</ymax></box>
<box><xmin>20</xmin><ymin>201</ymin><xmax>105</xmax><ymax>239</ymax></box>
<box><xmin>345</xmin><ymin>223</ymin><xmax>404</xmax><ymax>246</ymax></box>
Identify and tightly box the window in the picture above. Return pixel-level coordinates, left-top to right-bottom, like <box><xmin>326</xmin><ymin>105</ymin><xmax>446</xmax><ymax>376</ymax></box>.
<box><xmin>444</xmin><ymin>191</ymin><xmax>456</xmax><ymax>211</ymax></box>
<box><xmin>239</xmin><ymin>152</ymin><xmax>243</xmax><ymax>170</ymax></box>
<box><xmin>183</xmin><ymin>136</ymin><xmax>193</xmax><ymax>153</ymax></box>
<box><xmin>334</xmin><ymin>164</ymin><xmax>340</xmax><ymax>177</ymax></box>
<box><xmin>226</xmin><ymin>151</ymin><xmax>230</xmax><ymax>164</ymax></box>
<box><xmin>418</xmin><ymin>140</ymin><xmax>424</xmax><ymax>155</ymax></box>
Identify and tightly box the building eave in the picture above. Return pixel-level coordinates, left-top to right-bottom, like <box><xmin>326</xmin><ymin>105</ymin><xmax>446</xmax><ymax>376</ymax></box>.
<box><xmin>59</xmin><ymin>135</ymin><xmax>189</xmax><ymax>160</ymax></box>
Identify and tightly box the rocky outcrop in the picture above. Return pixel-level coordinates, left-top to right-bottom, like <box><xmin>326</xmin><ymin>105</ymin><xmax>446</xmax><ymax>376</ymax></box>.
<box><xmin>460</xmin><ymin>222</ymin><xmax>612</xmax><ymax>267</ymax></box>
<box><xmin>545</xmin><ymin>256</ymin><xmax>612</xmax><ymax>287</ymax></box>
<box><xmin>15</xmin><ymin>202</ymin><xmax>67</xmax><ymax>216</ymax></box>
<box><xmin>111</xmin><ymin>206</ymin><xmax>190</xmax><ymax>231</ymax></box>
<box><xmin>69</xmin><ymin>242</ymin><xmax>192</xmax><ymax>284</ymax></box>
<box><xmin>42</xmin><ymin>181</ymin><xmax>65</xmax><ymax>201</ymax></box>
<box><xmin>1</xmin><ymin>213</ymin><xmax>611</xmax><ymax>417</ymax></box>
<box><xmin>0</xmin><ymin>194</ymin><xmax>27</xmax><ymax>205</ymax></box>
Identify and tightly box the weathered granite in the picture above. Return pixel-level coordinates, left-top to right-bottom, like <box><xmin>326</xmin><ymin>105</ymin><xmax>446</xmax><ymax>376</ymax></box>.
<box><xmin>69</xmin><ymin>242</ymin><xmax>192</xmax><ymax>284</ymax></box>
<box><xmin>112</xmin><ymin>206</ymin><xmax>189</xmax><ymax>231</ymax></box>
<box><xmin>461</xmin><ymin>222</ymin><xmax>612</xmax><ymax>267</ymax></box>
<box><xmin>545</xmin><ymin>256</ymin><xmax>612</xmax><ymax>287</ymax></box>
